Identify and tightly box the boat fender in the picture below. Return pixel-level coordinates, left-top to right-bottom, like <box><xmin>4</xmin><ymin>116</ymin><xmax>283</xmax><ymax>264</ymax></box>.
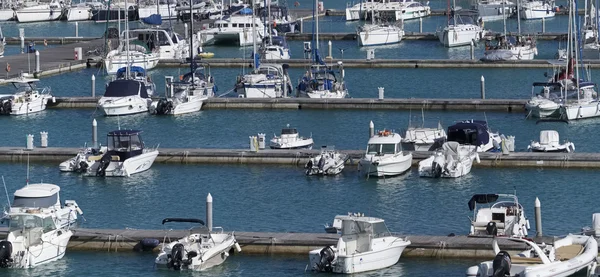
<box><xmin>234</xmin><ymin>242</ymin><xmax>242</xmax><ymax>252</ymax></box>
<box><xmin>486</xmin><ymin>221</ymin><xmax>498</xmax><ymax>236</ymax></box>
<box><xmin>492</xmin><ymin>251</ymin><xmax>511</xmax><ymax>277</ymax></box>
<box><xmin>0</xmin><ymin>241</ymin><xmax>12</xmax><ymax>268</ymax></box>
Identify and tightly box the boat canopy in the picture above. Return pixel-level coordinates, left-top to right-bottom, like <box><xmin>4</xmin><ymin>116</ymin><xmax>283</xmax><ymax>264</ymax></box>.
<box><xmin>281</xmin><ymin>128</ymin><xmax>298</xmax><ymax>135</ymax></box>
<box><xmin>341</xmin><ymin>217</ymin><xmax>389</xmax><ymax>237</ymax></box>
<box><xmin>239</xmin><ymin>7</ymin><xmax>252</xmax><ymax>15</ymax></box>
<box><xmin>447</xmin><ymin>120</ymin><xmax>490</xmax><ymax>146</ymax></box>
<box><xmin>107</xmin><ymin>130</ymin><xmax>145</xmax><ymax>157</ymax></box>
<box><xmin>104</xmin><ymin>79</ymin><xmax>148</xmax><ymax>98</ymax></box>
<box><xmin>468</xmin><ymin>194</ymin><xmax>499</xmax><ymax>210</ymax></box>
<box><xmin>116</xmin><ymin>66</ymin><xmax>147</xmax><ymax>79</ymax></box>
<box><xmin>13</xmin><ymin>183</ymin><xmax>60</xmax><ymax>208</ymax></box>
<box><xmin>162</xmin><ymin>218</ymin><xmax>205</xmax><ymax>225</ymax></box>
<box><xmin>142</xmin><ymin>14</ymin><xmax>162</xmax><ymax>25</ymax></box>
<box><xmin>532</xmin><ymin>82</ymin><xmax>563</xmax><ymax>87</ymax></box>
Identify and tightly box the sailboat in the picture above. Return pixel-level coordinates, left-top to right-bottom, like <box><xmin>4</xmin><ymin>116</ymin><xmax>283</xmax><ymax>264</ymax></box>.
<box><xmin>481</xmin><ymin>0</ymin><xmax>537</xmax><ymax>61</ymax></box>
<box><xmin>582</xmin><ymin>1</ymin><xmax>600</xmax><ymax>59</ymax></box>
<box><xmin>520</xmin><ymin>0</ymin><xmax>555</xmax><ymax>20</ymax></box>
<box><xmin>235</xmin><ymin>1</ymin><xmax>293</xmax><ymax>98</ymax></box>
<box><xmin>258</xmin><ymin>1</ymin><xmax>291</xmax><ymax>59</ymax></box>
<box><xmin>357</xmin><ymin>1</ymin><xmax>405</xmax><ymax>47</ymax></box>
<box><xmin>437</xmin><ymin>1</ymin><xmax>485</xmax><ymax>47</ymax></box>
<box><xmin>149</xmin><ymin>2</ymin><xmax>215</xmax><ymax>116</ymax></box>
<box><xmin>296</xmin><ymin>0</ymin><xmax>348</xmax><ymax>98</ymax></box>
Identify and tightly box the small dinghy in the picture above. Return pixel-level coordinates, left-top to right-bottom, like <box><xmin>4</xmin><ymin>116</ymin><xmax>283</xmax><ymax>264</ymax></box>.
<box><xmin>528</xmin><ymin>130</ymin><xmax>574</xmax><ymax>153</ymax></box>
<box><xmin>418</xmin><ymin>142</ymin><xmax>480</xmax><ymax>178</ymax></box>
<box><xmin>468</xmin><ymin>193</ymin><xmax>530</xmax><ymax>238</ymax></box>
<box><xmin>270</xmin><ymin>125</ymin><xmax>314</xmax><ymax>150</ymax></box>
<box><xmin>305</xmin><ymin>146</ymin><xmax>347</xmax><ymax>176</ymax></box>
<box><xmin>466</xmin><ymin>235</ymin><xmax>598</xmax><ymax>277</ymax></box>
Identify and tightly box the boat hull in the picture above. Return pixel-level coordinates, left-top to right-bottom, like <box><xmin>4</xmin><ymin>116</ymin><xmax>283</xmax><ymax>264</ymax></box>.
<box><xmin>309</xmin><ymin>241</ymin><xmax>409</xmax><ymax>274</ymax></box>
<box><xmin>437</xmin><ymin>26</ymin><xmax>483</xmax><ymax>47</ymax></box>
<box><xmin>98</xmin><ymin>97</ymin><xmax>151</xmax><ymax>116</ymax></box>
<box><xmin>137</xmin><ymin>4</ymin><xmax>177</xmax><ymax>19</ymax></box>
<box><xmin>560</xmin><ymin>101</ymin><xmax>600</xmax><ymax>120</ymax></box>
<box><xmin>66</xmin><ymin>7</ymin><xmax>91</xmax><ymax>21</ymax></box>
<box><xmin>520</xmin><ymin>6</ymin><xmax>555</xmax><ymax>20</ymax></box>
<box><xmin>16</xmin><ymin>8</ymin><xmax>62</xmax><ymax>23</ymax></box>
<box><xmin>359</xmin><ymin>153</ymin><xmax>413</xmax><ymax>177</ymax></box>
<box><xmin>84</xmin><ymin>150</ymin><xmax>159</xmax><ymax>177</ymax></box>
<box><xmin>5</xmin><ymin>229</ymin><xmax>72</xmax><ymax>268</ymax></box>
<box><xmin>358</xmin><ymin>29</ymin><xmax>403</xmax><ymax>46</ymax></box>
<box><xmin>0</xmin><ymin>9</ymin><xmax>14</xmax><ymax>21</ymax></box>
<box><xmin>155</xmin><ymin>233</ymin><xmax>238</xmax><ymax>271</ymax></box>
<box><xmin>418</xmin><ymin>153</ymin><xmax>478</xmax><ymax>178</ymax></box>
<box><xmin>104</xmin><ymin>51</ymin><xmax>160</xmax><ymax>75</ymax></box>
<box><xmin>199</xmin><ymin>30</ymin><xmax>260</xmax><ymax>46</ymax></box>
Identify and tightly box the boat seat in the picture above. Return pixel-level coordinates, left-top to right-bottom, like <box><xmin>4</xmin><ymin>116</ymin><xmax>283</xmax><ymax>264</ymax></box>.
<box><xmin>511</xmin><ymin>256</ymin><xmax>544</xmax><ymax>264</ymax></box>
<box><xmin>87</xmin><ymin>155</ymin><xmax>103</xmax><ymax>161</ymax></box>
<box><xmin>111</xmin><ymin>156</ymin><xmax>120</xmax><ymax>161</ymax></box>
<box><xmin>555</xmin><ymin>244</ymin><xmax>584</xmax><ymax>261</ymax></box>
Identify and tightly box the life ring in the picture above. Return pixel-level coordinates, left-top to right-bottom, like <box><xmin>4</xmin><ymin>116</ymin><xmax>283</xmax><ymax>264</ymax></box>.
<box><xmin>5</xmin><ymin>63</ymin><xmax>10</xmax><ymax>72</ymax></box>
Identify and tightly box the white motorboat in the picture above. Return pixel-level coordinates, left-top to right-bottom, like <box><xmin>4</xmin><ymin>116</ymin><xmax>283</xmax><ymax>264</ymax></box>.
<box><xmin>0</xmin><ymin>8</ymin><xmax>14</xmax><ymax>21</ymax></box>
<box><xmin>520</xmin><ymin>0</ymin><xmax>555</xmax><ymax>20</ymax></box>
<box><xmin>236</xmin><ymin>63</ymin><xmax>292</xmax><ymax>98</ymax></box>
<box><xmin>558</xmin><ymin>82</ymin><xmax>600</xmax><ymax>120</ymax></box>
<box><xmin>0</xmin><ymin>75</ymin><xmax>54</xmax><ymax>116</ymax></box>
<box><xmin>259</xmin><ymin>36</ymin><xmax>291</xmax><ymax>60</ymax></box>
<box><xmin>155</xmin><ymin>218</ymin><xmax>241</xmax><ymax>271</ymax></box>
<box><xmin>418</xmin><ymin>141</ymin><xmax>480</xmax><ymax>178</ymax></box>
<box><xmin>358</xmin><ymin>129</ymin><xmax>413</xmax><ymax>177</ymax></box>
<box><xmin>474</xmin><ymin>0</ymin><xmax>515</xmax><ymax>21</ymax></box>
<box><xmin>525</xmin><ymin>82</ymin><xmax>563</xmax><ymax>118</ymax></box>
<box><xmin>466</xmin><ymin>235</ymin><xmax>598</xmax><ymax>277</ymax></box>
<box><xmin>15</xmin><ymin>0</ymin><xmax>63</xmax><ymax>22</ymax></box>
<box><xmin>150</xmin><ymin>65</ymin><xmax>215</xmax><ymax>115</ymax></box>
<box><xmin>270</xmin><ymin>125</ymin><xmax>314</xmax><ymax>149</ymax></box>
<box><xmin>401</xmin><ymin>122</ymin><xmax>447</xmax><ymax>151</ymax></box>
<box><xmin>305</xmin><ymin>146</ymin><xmax>347</xmax><ymax>176</ymax></box>
<box><xmin>482</xmin><ymin>35</ymin><xmax>537</xmax><ymax>61</ymax></box>
<box><xmin>0</xmin><ymin>183</ymin><xmax>82</xmax><ymax>269</ymax></box>
<box><xmin>447</xmin><ymin>120</ymin><xmax>502</xmax><ymax>152</ymax></box>
<box><xmin>437</xmin><ymin>9</ymin><xmax>485</xmax><ymax>47</ymax></box>
<box><xmin>97</xmin><ymin>79</ymin><xmax>152</xmax><ymax>116</ymax></box>
<box><xmin>358</xmin><ymin>21</ymin><xmax>404</xmax><ymax>46</ymax></box>
<box><xmin>309</xmin><ymin>214</ymin><xmax>411</xmax><ymax>274</ymax></box>
<box><xmin>59</xmin><ymin>129</ymin><xmax>159</xmax><ymax>177</ymax></box>
<box><xmin>528</xmin><ymin>130</ymin><xmax>574</xmax><ymax>153</ymax></box>
<box><xmin>126</xmin><ymin>28</ymin><xmax>195</xmax><ymax>60</ymax></box>
<box><xmin>66</xmin><ymin>1</ymin><xmax>100</xmax><ymax>21</ymax></box>
<box><xmin>345</xmin><ymin>0</ymin><xmax>431</xmax><ymax>21</ymax></box>
<box><xmin>468</xmin><ymin>193</ymin><xmax>530</xmax><ymax>237</ymax></box>
<box><xmin>297</xmin><ymin>64</ymin><xmax>348</xmax><ymax>98</ymax></box>
<box><xmin>104</xmin><ymin>46</ymin><xmax>159</xmax><ymax>75</ymax></box>
<box><xmin>198</xmin><ymin>13</ymin><xmax>265</xmax><ymax>46</ymax></box>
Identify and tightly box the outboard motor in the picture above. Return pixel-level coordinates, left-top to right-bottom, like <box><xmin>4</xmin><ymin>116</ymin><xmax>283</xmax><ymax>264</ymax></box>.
<box><xmin>486</xmin><ymin>221</ymin><xmax>498</xmax><ymax>236</ymax></box>
<box><xmin>76</xmin><ymin>160</ymin><xmax>89</xmax><ymax>173</ymax></box>
<box><xmin>167</xmin><ymin>243</ymin><xmax>185</xmax><ymax>270</ymax></box>
<box><xmin>431</xmin><ymin>161</ymin><xmax>443</xmax><ymax>178</ymax></box>
<box><xmin>96</xmin><ymin>153</ymin><xmax>112</xmax><ymax>177</ymax></box>
<box><xmin>0</xmin><ymin>100</ymin><xmax>11</xmax><ymax>115</ymax></box>
<box><xmin>318</xmin><ymin>156</ymin><xmax>325</xmax><ymax>171</ymax></box>
<box><xmin>0</xmin><ymin>241</ymin><xmax>13</xmax><ymax>268</ymax></box>
<box><xmin>492</xmin><ymin>251</ymin><xmax>511</xmax><ymax>277</ymax></box>
<box><xmin>316</xmin><ymin>246</ymin><xmax>335</xmax><ymax>272</ymax></box>
<box><xmin>155</xmin><ymin>99</ymin><xmax>173</xmax><ymax>115</ymax></box>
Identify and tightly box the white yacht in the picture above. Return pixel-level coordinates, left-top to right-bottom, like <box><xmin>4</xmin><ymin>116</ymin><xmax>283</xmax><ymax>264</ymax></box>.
<box><xmin>270</xmin><ymin>125</ymin><xmax>314</xmax><ymax>150</ymax></box>
<box><xmin>126</xmin><ymin>28</ymin><xmax>196</xmax><ymax>60</ymax></box>
<box><xmin>474</xmin><ymin>0</ymin><xmax>515</xmax><ymax>21</ymax></box>
<box><xmin>528</xmin><ymin>130</ymin><xmax>574</xmax><ymax>153</ymax></box>
<box><xmin>401</xmin><ymin>122</ymin><xmax>447</xmax><ymax>151</ymax></box>
<box><xmin>15</xmin><ymin>0</ymin><xmax>63</xmax><ymax>22</ymax></box>
<box><xmin>520</xmin><ymin>0</ymin><xmax>555</xmax><ymax>20</ymax></box>
<box><xmin>0</xmin><ymin>75</ymin><xmax>54</xmax><ymax>116</ymax></box>
<box><xmin>198</xmin><ymin>13</ymin><xmax>265</xmax><ymax>46</ymax></box>
<box><xmin>358</xmin><ymin>129</ymin><xmax>413</xmax><ymax>177</ymax></box>
<box><xmin>59</xmin><ymin>130</ymin><xmax>159</xmax><ymax>177</ymax></box>
<box><xmin>236</xmin><ymin>63</ymin><xmax>292</xmax><ymax>98</ymax></box>
<box><xmin>155</xmin><ymin>218</ymin><xmax>241</xmax><ymax>271</ymax></box>
<box><xmin>447</xmin><ymin>120</ymin><xmax>502</xmax><ymax>152</ymax></box>
<box><xmin>437</xmin><ymin>9</ymin><xmax>484</xmax><ymax>47</ymax></box>
<box><xmin>305</xmin><ymin>146</ymin><xmax>347</xmax><ymax>176</ymax></box>
<box><xmin>558</xmin><ymin>82</ymin><xmax>600</xmax><ymax>120</ymax></box>
<box><xmin>309</xmin><ymin>214</ymin><xmax>411</xmax><ymax>274</ymax></box>
<box><xmin>524</xmin><ymin>82</ymin><xmax>564</xmax><ymax>118</ymax></box>
<box><xmin>259</xmin><ymin>36</ymin><xmax>291</xmax><ymax>60</ymax></box>
<box><xmin>104</xmin><ymin>46</ymin><xmax>159</xmax><ymax>75</ymax></box>
<box><xmin>418</xmin><ymin>141</ymin><xmax>480</xmax><ymax>178</ymax></box>
<box><xmin>66</xmin><ymin>4</ymin><xmax>92</xmax><ymax>21</ymax></box>
<box><xmin>0</xmin><ymin>183</ymin><xmax>83</xmax><ymax>269</ymax></box>
<box><xmin>468</xmin><ymin>193</ymin><xmax>530</xmax><ymax>237</ymax></box>
<box><xmin>482</xmin><ymin>35</ymin><xmax>537</xmax><ymax>61</ymax></box>
<box><xmin>297</xmin><ymin>64</ymin><xmax>347</xmax><ymax>98</ymax></box>
<box><xmin>346</xmin><ymin>0</ymin><xmax>431</xmax><ymax>21</ymax></box>
<box><xmin>358</xmin><ymin>21</ymin><xmax>404</xmax><ymax>46</ymax></box>
<box><xmin>150</xmin><ymin>65</ymin><xmax>215</xmax><ymax>115</ymax></box>
<box><xmin>97</xmin><ymin>79</ymin><xmax>152</xmax><ymax>116</ymax></box>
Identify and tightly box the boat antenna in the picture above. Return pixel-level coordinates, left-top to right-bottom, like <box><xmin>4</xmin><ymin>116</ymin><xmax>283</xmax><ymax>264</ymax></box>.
<box><xmin>2</xmin><ymin>176</ymin><xmax>10</xmax><ymax>206</ymax></box>
<box><xmin>421</xmin><ymin>108</ymin><xmax>425</xmax><ymax>128</ymax></box>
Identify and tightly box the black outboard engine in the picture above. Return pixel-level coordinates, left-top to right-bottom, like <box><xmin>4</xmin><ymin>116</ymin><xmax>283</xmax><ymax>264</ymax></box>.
<box><xmin>492</xmin><ymin>251</ymin><xmax>511</xmax><ymax>277</ymax></box>
<box><xmin>317</xmin><ymin>157</ymin><xmax>325</xmax><ymax>170</ymax></box>
<box><xmin>486</xmin><ymin>221</ymin><xmax>498</xmax><ymax>236</ymax></box>
<box><xmin>0</xmin><ymin>100</ymin><xmax>11</xmax><ymax>115</ymax></box>
<box><xmin>316</xmin><ymin>246</ymin><xmax>335</xmax><ymax>272</ymax></box>
<box><xmin>96</xmin><ymin>153</ymin><xmax>112</xmax><ymax>177</ymax></box>
<box><xmin>76</xmin><ymin>160</ymin><xmax>89</xmax><ymax>173</ymax></box>
<box><xmin>155</xmin><ymin>99</ymin><xmax>173</xmax><ymax>115</ymax></box>
<box><xmin>167</xmin><ymin>243</ymin><xmax>185</xmax><ymax>270</ymax></box>
<box><xmin>0</xmin><ymin>241</ymin><xmax>13</xmax><ymax>268</ymax></box>
<box><xmin>431</xmin><ymin>161</ymin><xmax>443</xmax><ymax>178</ymax></box>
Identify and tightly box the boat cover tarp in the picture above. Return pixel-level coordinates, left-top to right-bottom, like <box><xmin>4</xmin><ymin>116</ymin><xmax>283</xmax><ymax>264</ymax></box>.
<box><xmin>442</xmin><ymin>141</ymin><xmax>460</xmax><ymax>158</ymax></box>
<box><xmin>468</xmin><ymin>194</ymin><xmax>499</xmax><ymax>210</ymax></box>
<box><xmin>481</xmin><ymin>50</ymin><xmax>513</xmax><ymax>61</ymax></box>
<box><xmin>162</xmin><ymin>218</ymin><xmax>205</xmax><ymax>225</ymax></box>
<box><xmin>540</xmin><ymin>130</ymin><xmax>559</xmax><ymax>145</ymax></box>
<box><xmin>239</xmin><ymin>7</ymin><xmax>252</xmax><ymax>15</ymax></box>
<box><xmin>447</xmin><ymin>120</ymin><xmax>490</xmax><ymax>146</ymax></box>
<box><xmin>116</xmin><ymin>66</ymin><xmax>147</xmax><ymax>79</ymax></box>
<box><xmin>142</xmin><ymin>14</ymin><xmax>162</xmax><ymax>25</ymax></box>
<box><xmin>104</xmin><ymin>79</ymin><xmax>147</xmax><ymax>98</ymax></box>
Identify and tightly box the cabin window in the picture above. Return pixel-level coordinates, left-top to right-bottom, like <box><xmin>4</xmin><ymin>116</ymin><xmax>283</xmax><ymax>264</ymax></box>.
<box><xmin>43</xmin><ymin>217</ymin><xmax>56</xmax><ymax>232</ymax></box>
<box><xmin>367</xmin><ymin>143</ymin><xmax>380</xmax><ymax>154</ymax></box>
<box><xmin>246</xmin><ymin>23</ymin><xmax>252</xmax><ymax>28</ymax></box>
<box><xmin>381</xmin><ymin>144</ymin><xmax>396</xmax><ymax>154</ymax></box>
<box><xmin>13</xmin><ymin>195</ymin><xmax>58</xmax><ymax>208</ymax></box>
<box><xmin>9</xmin><ymin>215</ymin><xmax>43</xmax><ymax>231</ymax></box>
<box><xmin>371</xmin><ymin>222</ymin><xmax>391</xmax><ymax>238</ymax></box>
<box><xmin>130</xmin><ymin>135</ymin><xmax>143</xmax><ymax>150</ymax></box>
<box><xmin>232</xmin><ymin>23</ymin><xmax>237</xmax><ymax>27</ymax></box>
<box><xmin>222</xmin><ymin>23</ymin><xmax>228</xmax><ymax>28</ymax></box>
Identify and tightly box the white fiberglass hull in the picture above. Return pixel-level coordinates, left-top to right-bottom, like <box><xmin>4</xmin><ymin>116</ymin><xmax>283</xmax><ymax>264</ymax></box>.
<box><xmin>305</xmin><ymin>89</ymin><xmax>347</xmax><ymax>99</ymax></box>
<box><xmin>150</xmin><ymin>96</ymin><xmax>206</xmax><ymax>115</ymax></box>
<box><xmin>5</xmin><ymin>230</ymin><xmax>72</xmax><ymax>268</ymax></box>
<box><xmin>520</xmin><ymin>4</ymin><xmax>555</xmax><ymax>20</ymax></box>
<box><xmin>8</xmin><ymin>95</ymin><xmax>53</xmax><ymax>115</ymax></box>
<box><xmin>67</xmin><ymin>7</ymin><xmax>91</xmax><ymax>21</ymax></box>
<box><xmin>394</xmin><ymin>7</ymin><xmax>431</xmax><ymax>20</ymax></box>
<box><xmin>199</xmin><ymin>30</ymin><xmax>260</xmax><ymax>47</ymax></box>
<box><xmin>16</xmin><ymin>8</ymin><xmax>62</xmax><ymax>23</ymax></box>
<box><xmin>525</xmin><ymin>97</ymin><xmax>561</xmax><ymax>118</ymax></box>
<box><xmin>270</xmin><ymin>139</ymin><xmax>314</xmax><ymax>149</ymax></box>
<box><xmin>242</xmin><ymin>85</ymin><xmax>283</xmax><ymax>98</ymax></box>
<box><xmin>104</xmin><ymin>51</ymin><xmax>160</xmax><ymax>75</ymax></box>
<box><xmin>84</xmin><ymin>150</ymin><xmax>159</xmax><ymax>177</ymax></box>
<box><xmin>358</xmin><ymin>28</ymin><xmax>403</xmax><ymax>46</ymax></box>
<box><xmin>262</xmin><ymin>47</ymin><xmax>291</xmax><ymax>60</ymax></box>
<box><xmin>560</xmin><ymin>101</ymin><xmax>600</xmax><ymax>120</ymax></box>
<box><xmin>309</xmin><ymin>241</ymin><xmax>410</xmax><ymax>273</ymax></box>
<box><xmin>0</xmin><ymin>9</ymin><xmax>15</xmax><ymax>21</ymax></box>
<box><xmin>418</xmin><ymin>153</ymin><xmax>479</xmax><ymax>178</ymax></box>
<box><xmin>359</xmin><ymin>153</ymin><xmax>413</xmax><ymax>177</ymax></box>
<box><xmin>438</xmin><ymin>25</ymin><xmax>483</xmax><ymax>47</ymax></box>
<box><xmin>138</xmin><ymin>4</ymin><xmax>177</xmax><ymax>19</ymax></box>
<box><xmin>155</xmin><ymin>233</ymin><xmax>238</xmax><ymax>271</ymax></box>
<box><xmin>346</xmin><ymin>6</ymin><xmax>430</xmax><ymax>21</ymax></box>
<box><xmin>98</xmin><ymin>96</ymin><xmax>151</xmax><ymax>116</ymax></box>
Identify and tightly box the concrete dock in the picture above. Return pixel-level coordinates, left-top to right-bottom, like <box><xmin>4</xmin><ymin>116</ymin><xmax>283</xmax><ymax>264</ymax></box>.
<box><xmin>0</xmin><ymin>227</ymin><xmax>546</xmax><ymax>258</ymax></box>
<box><xmin>48</xmin><ymin>97</ymin><xmax>527</xmax><ymax>111</ymax></box>
<box><xmin>2</xmin><ymin>147</ymin><xmax>600</xmax><ymax>169</ymax></box>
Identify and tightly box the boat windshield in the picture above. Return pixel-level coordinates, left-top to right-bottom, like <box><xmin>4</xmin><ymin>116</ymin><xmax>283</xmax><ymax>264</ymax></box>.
<box><xmin>366</xmin><ymin>143</ymin><xmax>396</xmax><ymax>155</ymax></box>
<box><xmin>12</xmin><ymin>82</ymin><xmax>36</xmax><ymax>91</ymax></box>
<box><xmin>341</xmin><ymin>220</ymin><xmax>390</xmax><ymax>237</ymax></box>
<box><xmin>8</xmin><ymin>214</ymin><xmax>55</xmax><ymax>232</ymax></box>
<box><xmin>107</xmin><ymin>134</ymin><xmax>144</xmax><ymax>152</ymax></box>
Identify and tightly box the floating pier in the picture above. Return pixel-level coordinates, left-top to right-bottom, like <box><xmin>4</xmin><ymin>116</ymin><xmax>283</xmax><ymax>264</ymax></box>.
<box><xmin>324</xmin><ymin>8</ymin><xmax>577</xmax><ymax>17</ymax></box>
<box><xmin>285</xmin><ymin>32</ymin><xmax>568</xmax><ymax>41</ymax></box>
<box><xmin>1</xmin><ymin>147</ymin><xmax>599</xmax><ymax>169</ymax></box>
<box><xmin>0</xmin><ymin>227</ymin><xmax>548</xmax><ymax>258</ymax></box>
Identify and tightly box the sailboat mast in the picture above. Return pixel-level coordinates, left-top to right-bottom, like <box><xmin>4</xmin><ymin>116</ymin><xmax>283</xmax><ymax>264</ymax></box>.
<box><xmin>371</xmin><ymin>0</ymin><xmax>374</xmax><ymax>24</ymax></box>
<box><xmin>125</xmin><ymin>0</ymin><xmax>130</xmax><ymax>78</ymax></box>
<box><xmin>156</xmin><ymin>0</ymin><xmax>159</xmax><ymax>15</ymax></box>
<box><xmin>190</xmin><ymin>0</ymin><xmax>194</xmax><ymax>85</ymax></box>
<box><xmin>452</xmin><ymin>0</ymin><xmax>456</xmax><ymax>27</ymax></box>
<box><xmin>502</xmin><ymin>1</ymin><xmax>506</xmax><ymax>35</ymax></box>
<box><xmin>252</xmin><ymin>0</ymin><xmax>257</xmax><ymax>67</ymax></box>
<box><xmin>315</xmin><ymin>0</ymin><xmax>319</xmax><ymax>51</ymax></box>
<box><xmin>517</xmin><ymin>0</ymin><xmax>521</xmax><ymax>34</ymax></box>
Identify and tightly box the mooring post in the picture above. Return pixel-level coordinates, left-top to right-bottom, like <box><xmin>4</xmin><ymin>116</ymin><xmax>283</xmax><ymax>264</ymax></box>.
<box><xmin>378</xmin><ymin>87</ymin><xmax>384</xmax><ymax>100</ymax></box>
<box><xmin>419</xmin><ymin>17</ymin><xmax>423</xmax><ymax>33</ymax></box>
<box><xmin>480</xmin><ymin>75</ymin><xmax>485</xmax><ymax>99</ymax></box>
<box><xmin>542</xmin><ymin>17</ymin><xmax>545</xmax><ymax>33</ymax></box>
<box><xmin>75</xmin><ymin>21</ymin><xmax>79</xmax><ymax>37</ymax></box>
<box><xmin>369</xmin><ymin>120</ymin><xmax>374</xmax><ymax>138</ymax></box>
<box><xmin>184</xmin><ymin>23</ymin><xmax>189</xmax><ymax>39</ymax></box>
<box><xmin>20</xmin><ymin>36</ymin><xmax>24</xmax><ymax>54</ymax></box>
<box><xmin>206</xmin><ymin>193</ymin><xmax>213</xmax><ymax>232</ymax></box>
<box><xmin>35</xmin><ymin>50</ymin><xmax>40</xmax><ymax>73</ymax></box>
<box><xmin>300</xmin><ymin>18</ymin><xmax>304</xmax><ymax>33</ymax></box>
<box><xmin>470</xmin><ymin>40</ymin><xmax>475</xmax><ymax>60</ymax></box>
<box><xmin>92</xmin><ymin>119</ymin><xmax>98</xmax><ymax>148</ymax></box>
<box><xmin>327</xmin><ymin>40</ymin><xmax>332</xmax><ymax>59</ymax></box>
<box><xmin>91</xmin><ymin>74</ymin><xmax>96</xmax><ymax>97</ymax></box>
<box><xmin>535</xmin><ymin>197</ymin><xmax>542</xmax><ymax>237</ymax></box>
